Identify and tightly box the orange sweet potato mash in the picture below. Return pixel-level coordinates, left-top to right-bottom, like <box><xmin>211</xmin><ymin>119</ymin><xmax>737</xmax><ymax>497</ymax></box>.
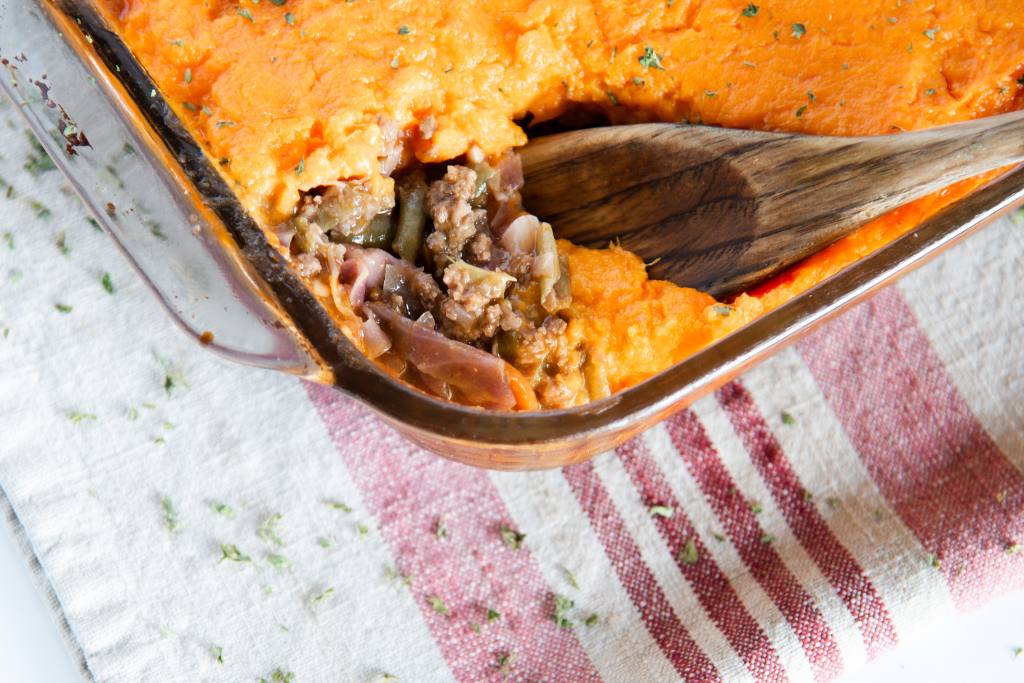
<box><xmin>104</xmin><ymin>0</ymin><xmax>1024</xmax><ymax>405</ymax></box>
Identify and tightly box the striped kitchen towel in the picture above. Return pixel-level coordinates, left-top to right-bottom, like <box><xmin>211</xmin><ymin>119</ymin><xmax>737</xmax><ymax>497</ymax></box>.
<box><xmin>1</xmin><ymin>100</ymin><xmax>1023</xmax><ymax>682</ymax></box>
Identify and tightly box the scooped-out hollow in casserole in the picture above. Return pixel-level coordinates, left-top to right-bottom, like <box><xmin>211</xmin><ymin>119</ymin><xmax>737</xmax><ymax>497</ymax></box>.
<box><xmin>101</xmin><ymin>0</ymin><xmax>1024</xmax><ymax>409</ymax></box>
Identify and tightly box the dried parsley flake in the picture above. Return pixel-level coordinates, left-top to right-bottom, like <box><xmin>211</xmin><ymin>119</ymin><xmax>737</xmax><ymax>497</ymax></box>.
<box><xmin>211</xmin><ymin>501</ymin><xmax>235</xmax><ymax>519</ymax></box>
<box><xmin>219</xmin><ymin>543</ymin><xmax>251</xmax><ymax>563</ymax></box>
<box><xmin>649</xmin><ymin>505</ymin><xmax>674</xmax><ymax>519</ymax></box>
<box><xmin>638</xmin><ymin>46</ymin><xmax>665</xmax><ymax>70</ymax></box>
<box><xmin>161</xmin><ymin>496</ymin><xmax>181</xmax><ymax>533</ymax></box>
<box><xmin>268</xmin><ymin>553</ymin><xmax>291</xmax><ymax>570</ymax></box>
<box><xmin>257</xmin><ymin>513</ymin><xmax>284</xmax><ymax>546</ymax></box>
<box><xmin>259</xmin><ymin>669</ymin><xmax>294</xmax><ymax>683</ymax></box>
<box><xmin>678</xmin><ymin>538</ymin><xmax>699</xmax><ymax>565</ymax></box>
<box><xmin>310</xmin><ymin>587</ymin><xmax>335</xmax><ymax>605</ymax></box>
<box><xmin>427</xmin><ymin>595</ymin><xmax>449</xmax><ymax>615</ymax></box>
<box><xmin>499</xmin><ymin>525</ymin><xmax>526</xmax><ymax>550</ymax></box>
<box><xmin>552</xmin><ymin>594</ymin><xmax>574</xmax><ymax>629</ymax></box>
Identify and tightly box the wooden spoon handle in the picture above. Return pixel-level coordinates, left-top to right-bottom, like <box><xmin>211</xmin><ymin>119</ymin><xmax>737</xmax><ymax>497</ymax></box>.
<box><xmin>756</xmin><ymin>109</ymin><xmax>1024</xmax><ymax>237</ymax></box>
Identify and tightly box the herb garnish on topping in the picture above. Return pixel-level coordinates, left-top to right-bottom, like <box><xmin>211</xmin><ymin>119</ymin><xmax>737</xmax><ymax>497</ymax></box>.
<box><xmin>638</xmin><ymin>46</ymin><xmax>665</xmax><ymax>70</ymax></box>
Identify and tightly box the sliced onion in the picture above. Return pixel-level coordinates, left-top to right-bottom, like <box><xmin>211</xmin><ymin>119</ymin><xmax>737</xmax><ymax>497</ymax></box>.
<box><xmin>382</xmin><ymin>263</ymin><xmax>406</xmax><ymax>297</ymax></box>
<box><xmin>272</xmin><ymin>223</ymin><xmax>296</xmax><ymax>251</ymax></box>
<box><xmin>417</xmin><ymin>371</ymin><xmax>453</xmax><ymax>401</ymax></box>
<box><xmin>533</xmin><ymin>221</ymin><xmax>560</xmax><ymax>306</ymax></box>
<box><xmin>490</xmin><ymin>152</ymin><xmax>524</xmax><ymax>199</ymax></box>
<box><xmin>338</xmin><ymin>246</ymin><xmax>389</xmax><ymax>307</ymax></box>
<box><xmin>490</xmin><ymin>201</ymin><xmax>519</xmax><ymax>236</ymax></box>
<box><xmin>367</xmin><ymin>302</ymin><xmax>521</xmax><ymax>410</ymax></box>
<box><xmin>325</xmin><ymin>243</ymin><xmax>349</xmax><ymax>315</ymax></box>
<box><xmin>361</xmin><ymin>313</ymin><xmax>392</xmax><ymax>359</ymax></box>
<box><xmin>499</xmin><ymin>214</ymin><xmax>540</xmax><ymax>255</ymax></box>
<box><xmin>444</xmin><ymin>260</ymin><xmax>516</xmax><ymax>300</ymax></box>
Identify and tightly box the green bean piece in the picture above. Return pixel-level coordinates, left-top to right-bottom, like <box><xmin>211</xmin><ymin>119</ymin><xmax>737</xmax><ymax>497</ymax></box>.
<box><xmin>348</xmin><ymin>212</ymin><xmax>395</xmax><ymax>248</ymax></box>
<box><xmin>393</xmin><ymin>172</ymin><xmax>428</xmax><ymax>262</ymax></box>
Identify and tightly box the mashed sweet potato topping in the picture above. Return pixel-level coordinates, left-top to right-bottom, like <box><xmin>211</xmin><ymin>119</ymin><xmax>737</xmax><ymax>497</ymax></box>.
<box><xmin>103</xmin><ymin>0</ymin><xmax>1024</xmax><ymax>408</ymax></box>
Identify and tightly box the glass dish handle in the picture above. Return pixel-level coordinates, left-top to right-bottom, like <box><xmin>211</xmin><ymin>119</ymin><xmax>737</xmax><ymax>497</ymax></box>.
<box><xmin>0</xmin><ymin>0</ymin><xmax>323</xmax><ymax>378</ymax></box>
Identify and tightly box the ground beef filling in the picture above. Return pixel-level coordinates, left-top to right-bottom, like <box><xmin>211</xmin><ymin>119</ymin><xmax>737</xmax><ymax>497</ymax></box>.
<box><xmin>281</xmin><ymin>154</ymin><xmax>589</xmax><ymax>409</ymax></box>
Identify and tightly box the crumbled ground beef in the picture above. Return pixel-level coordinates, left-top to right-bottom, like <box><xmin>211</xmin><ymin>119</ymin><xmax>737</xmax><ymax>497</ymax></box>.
<box><xmin>509</xmin><ymin>317</ymin><xmax>588</xmax><ymax>408</ymax></box>
<box><xmin>465</xmin><ymin>232</ymin><xmax>493</xmax><ymax>265</ymax></box>
<box><xmin>536</xmin><ymin>368</ymin><xmax>585</xmax><ymax>408</ymax></box>
<box><xmin>425</xmin><ymin>166</ymin><xmax>488</xmax><ymax>272</ymax></box>
<box><xmin>513</xmin><ymin>317</ymin><xmax>568</xmax><ymax>366</ymax></box>
<box><xmin>442</xmin><ymin>264</ymin><xmax>507</xmax><ymax>318</ymax></box>
<box><xmin>505</xmin><ymin>253</ymin><xmax>535</xmax><ymax>282</ymax></box>
<box><xmin>407</xmin><ymin>268</ymin><xmax>443</xmax><ymax>310</ymax></box>
<box><xmin>439</xmin><ymin>298</ymin><xmax>522</xmax><ymax>342</ymax></box>
<box><xmin>438</xmin><ymin>263</ymin><xmax>521</xmax><ymax>342</ymax></box>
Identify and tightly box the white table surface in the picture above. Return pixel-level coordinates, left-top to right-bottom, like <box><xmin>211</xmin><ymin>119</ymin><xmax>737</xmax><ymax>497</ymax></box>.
<box><xmin>1</xmin><ymin>501</ymin><xmax>1022</xmax><ymax>682</ymax></box>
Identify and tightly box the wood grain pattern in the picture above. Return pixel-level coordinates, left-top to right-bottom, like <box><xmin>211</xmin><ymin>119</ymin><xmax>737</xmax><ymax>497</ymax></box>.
<box><xmin>520</xmin><ymin>112</ymin><xmax>1024</xmax><ymax>297</ymax></box>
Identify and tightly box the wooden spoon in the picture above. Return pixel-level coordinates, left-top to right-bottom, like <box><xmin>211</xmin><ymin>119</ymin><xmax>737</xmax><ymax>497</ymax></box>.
<box><xmin>519</xmin><ymin>111</ymin><xmax>1024</xmax><ymax>298</ymax></box>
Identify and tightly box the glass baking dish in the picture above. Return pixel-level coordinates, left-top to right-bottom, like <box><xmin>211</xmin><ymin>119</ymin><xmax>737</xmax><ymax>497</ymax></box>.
<box><xmin>4</xmin><ymin>0</ymin><xmax>1023</xmax><ymax>470</ymax></box>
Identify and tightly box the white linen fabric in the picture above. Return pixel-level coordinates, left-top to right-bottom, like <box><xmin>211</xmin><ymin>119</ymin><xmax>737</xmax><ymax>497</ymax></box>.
<box><xmin>2</xmin><ymin>99</ymin><xmax>1023</xmax><ymax>683</ymax></box>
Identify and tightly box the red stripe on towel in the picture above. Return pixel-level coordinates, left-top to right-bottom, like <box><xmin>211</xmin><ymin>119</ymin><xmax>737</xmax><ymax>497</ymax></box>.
<box><xmin>717</xmin><ymin>380</ymin><xmax>899</xmax><ymax>658</ymax></box>
<box><xmin>308</xmin><ymin>385</ymin><xmax>601</xmax><ymax>683</ymax></box>
<box><xmin>800</xmin><ymin>288</ymin><xmax>1024</xmax><ymax>608</ymax></box>
<box><xmin>616</xmin><ymin>437</ymin><xmax>790</xmax><ymax>682</ymax></box>
<box><xmin>664</xmin><ymin>410</ymin><xmax>845</xmax><ymax>681</ymax></box>
<box><xmin>562</xmin><ymin>460</ymin><xmax>723</xmax><ymax>682</ymax></box>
